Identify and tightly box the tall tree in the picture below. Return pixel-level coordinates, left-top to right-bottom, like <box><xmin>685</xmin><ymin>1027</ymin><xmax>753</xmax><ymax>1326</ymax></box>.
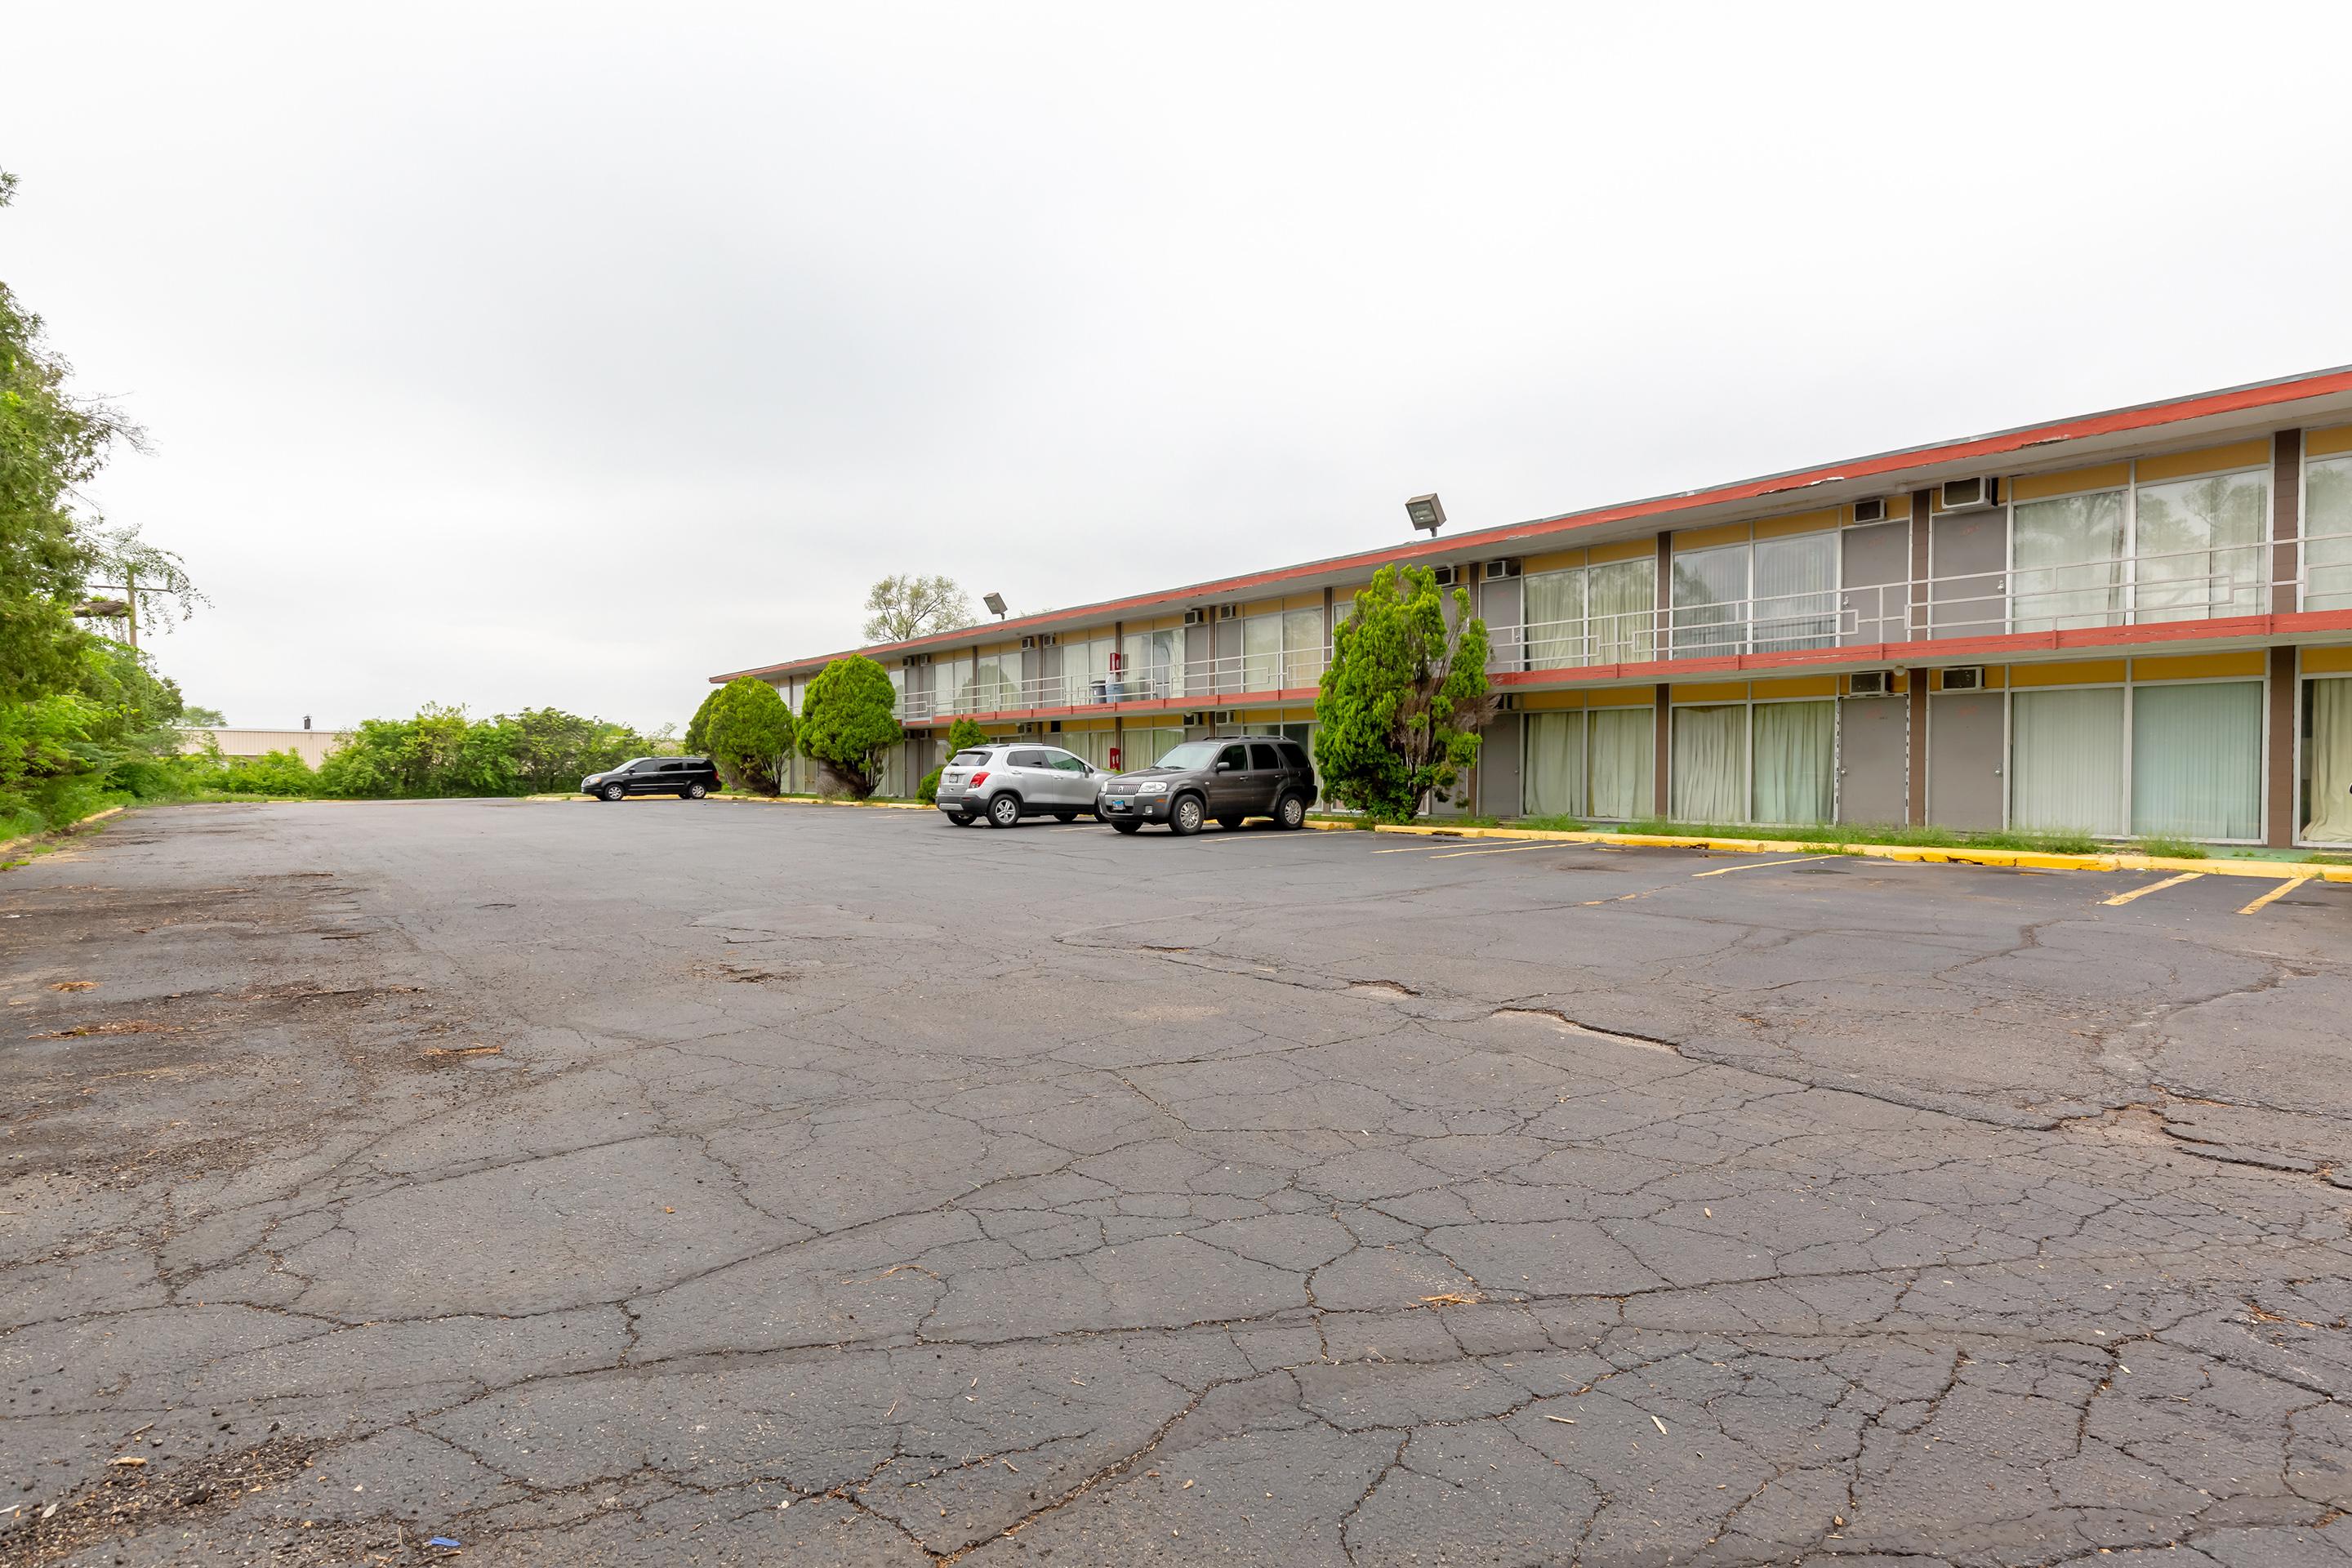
<box><xmin>797</xmin><ymin>656</ymin><xmax>902</xmax><ymax>798</ymax></box>
<box><xmin>683</xmin><ymin>687</ymin><xmax>723</xmax><ymax>755</ymax></box>
<box><xmin>0</xmin><ymin>167</ymin><xmax>143</xmax><ymax>704</ymax></box>
<box><xmin>1312</xmin><ymin>564</ymin><xmax>1496</xmax><ymax>822</ymax></box>
<box><xmin>862</xmin><ymin>573</ymin><xmax>974</xmax><ymax>644</ymax></box>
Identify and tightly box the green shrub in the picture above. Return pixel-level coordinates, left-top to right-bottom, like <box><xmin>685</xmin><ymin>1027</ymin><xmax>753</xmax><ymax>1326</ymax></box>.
<box><xmin>1313</xmin><ymin>564</ymin><xmax>1493</xmax><ymax>822</ymax></box>
<box><xmin>943</xmin><ymin>717</ymin><xmax>988</xmax><ymax>755</ymax></box>
<box><xmin>207</xmin><ymin>749</ymin><xmax>324</xmax><ymax>796</ymax></box>
<box><xmin>705</xmin><ymin>677</ymin><xmax>795</xmax><ymax>795</ymax></box>
<box><xmin>917</xmin><ymin>767</ymin><xmax>942</xmax><ymax>804</ymax></box>
<box><xmin>2130</xmin><ymin>835</ymin><xmax>2209</xmax><ymax>859</ymax></box>
<box><xmin>798</xmin><ymin>657</ymin><xmax>902</xmax><ymax>799</ymax></box>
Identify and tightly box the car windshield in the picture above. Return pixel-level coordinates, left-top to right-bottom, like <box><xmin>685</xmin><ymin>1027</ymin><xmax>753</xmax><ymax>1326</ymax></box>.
<box><xmin>1149</xmin><ymin>741</ymin><xmax>1222</xmax><ymax>771</ymax></box>
<box><xmin>950</xmin><ymin>751</ymin><xmax>991</xmax><ymax>766</ymax></box>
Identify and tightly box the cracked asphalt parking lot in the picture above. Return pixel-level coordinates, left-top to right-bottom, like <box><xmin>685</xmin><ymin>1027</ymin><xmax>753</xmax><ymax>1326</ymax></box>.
<box><xmin>4</xmin><ymin>800</ymin><xmax>2352</xmax><ymax>1567</ymax></box>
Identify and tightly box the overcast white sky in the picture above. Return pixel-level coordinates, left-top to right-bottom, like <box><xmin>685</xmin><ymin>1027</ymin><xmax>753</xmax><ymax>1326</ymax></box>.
<box><xmin>8</xmin><ymin>3</ymin><xmax>2350</xmax><ymax>732</ymax></box>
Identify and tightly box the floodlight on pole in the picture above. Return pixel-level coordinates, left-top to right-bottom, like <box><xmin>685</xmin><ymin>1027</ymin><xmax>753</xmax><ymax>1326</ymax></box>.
<box><xmin>1405</xmin><ymin>494</ymin><xmax>1446</xmax><ymax>535</ymax></box>
<box><xmin>982</xmin><ymin>592</ymin><xmax>1008</xmax><ymax>618</ymax></box>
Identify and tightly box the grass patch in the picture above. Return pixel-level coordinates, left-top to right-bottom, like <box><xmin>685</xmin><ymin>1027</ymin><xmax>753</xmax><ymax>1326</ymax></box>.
<box><xmin>2130</xmin><ymin>835</ymin><xmax>2209</xmax><ymax>859</ymax></box>
<box><xmin>1592</xmin><ymin>817</ymin><xmax>2112</xmax><ymax>856</ymax></box>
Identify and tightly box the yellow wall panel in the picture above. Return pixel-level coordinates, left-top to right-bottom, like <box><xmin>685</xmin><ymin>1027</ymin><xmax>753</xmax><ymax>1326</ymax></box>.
<box><xmin>1752</xmin><ymin>509</ymin><xmax>1841</xmax><ymax>541</ymax></box>
<box><xmin>1669</xmin><ymin>681</ymin><xmax>1749</xmax><ymax>704</ymax></box>
<box><xmin>1282</xmin><ymin>593</ymin><xmax>1325</xmax><ymax>612</ymax></box>
<box><xmin>1516</xmin><ymin>689</ymin><xmax>1586</xmax><ymax>710</ymax></box>
<box><xmin>2009</xmin><ymin>659</ymin><xmax>2127</xmax><ymax>688</ymax></box>
<box><xmin>2131</xmin><ymin>652</ymin><xmax>2266</xmax><ymax>681</ymax></box>
<box><xmin>2299</xmin><ymin>645</ymin><xmax>2352</xmax><ymax>674</ymax></box>
<box><xmin>1749</xmin><ymin>675</ymin><xmax>1838</xmax><ymax>699</ymax></box>
<box><xmin>1586</xmin><ymin>685</ymin><xmax>1656</xmax><ymax>707</ymax></box>
<box><xmin>1855</xmin><ymin>496</ymin><xmax>1913</xmax><ymax>523</ymax></box>
<box><xmin>2011</xmin><ymin>464</ymin><xmax>2131</xmax><ymax>501</ymax></box>
<box><xmin>1673</xmin><ymin>521</ymin><xmax>1752</xmax><ymax>552</ymax></box>
<box><xmin>2306</xmin><ymin>426</ymin><xmax>2352</xmax><ymax>458</ymax></box>
<box><xmin>1587</xmin><ymin>537</ymin><xmax>1656</xmax><ymax>566</ymax></box>
<box><xmin>1241</xmin><ymin>598</ymin><xmax>1285</xmax><ymax>618</ymax></box>
<box><xmin>2136</xmin><ymin>439</ymin><xmax>2272</xmax><ymax>483</ymax></box>
<box><xmin>1523</xmin><ymin>549</ymin><xmax>1588</xmax><ymax>574</ymax></box>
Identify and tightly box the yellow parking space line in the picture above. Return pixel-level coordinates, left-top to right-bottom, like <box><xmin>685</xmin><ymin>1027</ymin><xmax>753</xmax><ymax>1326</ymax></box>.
<box><xmin>1690</xmin><ymin>855</ymin><xmax>1833</xmax><ymax>878</ymax></box>
<box><xmin>2102</xmin><ymin>871</ymin><xmax>2204</xmax><ymax>906</ymax></box>
<box><xmin>1429</xmin><ymin>844</ymin><xmax>1553</xmax><ymax>859</ymax></box>
<box><xmin>2238</xmin><ymin>875</ymin><xmax>2314</xmax><ymax>916</ymax></box>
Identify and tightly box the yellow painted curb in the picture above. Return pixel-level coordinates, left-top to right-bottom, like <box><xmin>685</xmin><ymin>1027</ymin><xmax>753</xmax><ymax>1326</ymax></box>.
<box><xmin>0</xmin><ymin>804</ymin><xmax>124</xmax><ymax>861</ymax></box>
<box><xmin>1304</xmin><ymin>819</ymin><xmax>2352</xmax><ymax>883</ymax></box>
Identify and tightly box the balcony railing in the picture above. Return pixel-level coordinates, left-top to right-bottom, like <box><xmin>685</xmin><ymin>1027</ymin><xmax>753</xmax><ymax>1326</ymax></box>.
<box><xmin>889</xmin><ymin>543</ymin><xmax>2336</xmax><ymax>722</ymax></box>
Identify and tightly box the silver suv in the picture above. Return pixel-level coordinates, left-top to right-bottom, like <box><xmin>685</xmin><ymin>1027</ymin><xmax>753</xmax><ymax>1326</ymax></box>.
<box><xmin>935</xmin><ymin>743</ymin><xmax>1107</xmax><ymax>829</ymax></box>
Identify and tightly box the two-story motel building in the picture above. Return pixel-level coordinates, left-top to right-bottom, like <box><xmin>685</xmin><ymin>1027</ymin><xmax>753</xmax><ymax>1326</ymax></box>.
<box><xmin>713</xmin><ymin>367</ymin><xmax>2352</xmax><ymax>849</ymax></box>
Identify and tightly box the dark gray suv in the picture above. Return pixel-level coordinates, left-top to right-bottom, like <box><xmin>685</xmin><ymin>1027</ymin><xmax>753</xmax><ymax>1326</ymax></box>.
<box><xmin>1096</xmin><ymin>736</ymin><xmax>1316</xmax><ymax>835</ymax></box>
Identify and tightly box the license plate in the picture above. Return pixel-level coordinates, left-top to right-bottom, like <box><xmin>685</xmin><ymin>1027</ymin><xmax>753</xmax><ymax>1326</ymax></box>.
<box><xmin>1107</xmin><ymin>799</ymin><xmax>1130</xmax><ymax>812</ymax></box>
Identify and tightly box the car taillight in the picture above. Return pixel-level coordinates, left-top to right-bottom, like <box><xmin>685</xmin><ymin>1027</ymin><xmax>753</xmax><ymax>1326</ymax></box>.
<box><xmin>969</xmin><ymin>771</ymin><xmax>989</xmax><ymax>787</ymax></box>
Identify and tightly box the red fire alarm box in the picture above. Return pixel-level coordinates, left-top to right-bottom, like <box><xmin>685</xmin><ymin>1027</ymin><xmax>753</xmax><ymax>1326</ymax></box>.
<box><xmin>1107</xmin><ymin>747</ymin><xmax>1122</xmax><ymax>770</ymax></box>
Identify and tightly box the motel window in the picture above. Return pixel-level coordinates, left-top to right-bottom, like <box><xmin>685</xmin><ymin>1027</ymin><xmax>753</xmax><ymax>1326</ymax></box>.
<box><xmin>2130</xmin><ymin>682</ymin><xmax>2261</xmax><ymax>841</ymax></box>
<box><xmin>1524</xmin><ymin>570</ymin><xmax>1586</xmax><ymax>670</ymax></box>
<box><xmin>1282</xmin><ymin>608</ymin><xmax>1325</xmax><ymax>688</ymax></box>
<box><xmin>2134</xmin><ymin>470</ymin><xmax>2266</xmax><ymax>621</ymax></box>
<box><xmin>1588</xmin><ymin>558</ymin><xmax>1657</xmax><ymax>663</ymax></box>
<box><xmin>1524</xmin><ymin>712</ymin><xmax>1584</xmax><ymax>816</ymax></box>
<box><xmin>936</xmin><ymin>659</ymin><xmax>971</xmax><ymax>714</ymax></box>
<box><xmin>2010</xmin><ymin>688</ymin><xmax>2127</xmax><ymax>837</ymax></box>
<box><xmin>2306</xmin><ymin>456</ymin><xmax>2352</xmax><ymax>612</ymax></box>
<box><xmin>1670</xmin><ymin>705</ymin><xmax>1746</xmax><ymax>823</ymax></box>
<box><xmin>1588</xmin><ymin>707</ymin><xmax>1654</xmax><ymax>821</ymax></box>
<box><xmin>1670</xmin><ymin>545</ymin><xmax>1747</xmax><ymax>658</ymax></box>
<box><xmin>1751</xmin><ymin>700</ymin><xmax>1834</xmax><ymax>825</ymax></box>
<box><xmin>1750</xmin><ymin>535</ymin><xmax>1838</xmax><ymax>653</ymax></box>
<box><xmin>2011</xmin><ymin>490</ymin><xmax>2126</xmax><ymax>633</ymax></box>
<box><xmin>2302</xmin><ymin>677</ymin><xmax>2352</xmax><ymax>844</ymax></box>
<box><xmin>1120</xmin><ymin>629</ymin><xmax>1181</xmax><ymax>701</ymax></box>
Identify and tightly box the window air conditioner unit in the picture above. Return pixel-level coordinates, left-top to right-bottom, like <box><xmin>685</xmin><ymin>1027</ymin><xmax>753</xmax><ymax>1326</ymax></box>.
<box><xmin>1211</xmin><ymin>710</ymin><xmax>1236</xmax><ymax>724</ymax></box>
<box><xmin>1048</xmin><ymin>720</ymin><xmax>1062</xmax><ymax>733</ymax></box>
<box><xmin>1019</xmin><ymin>635</ymin><xmax>1036</xmax><ymax>648</ymax></box>
<box><xmin>902</xmin><ymin>653</ymin><xmax>929</xmax><ymax>667</ymax></box>
<box><xmin>1849</xmin><ymin>670</ymin><xmax>1895</xmax><ymax>697</ymax></box>
<box><xmin>1851</xmin><ymin>497</ymin><xmax>1886</xmax><ymax>525</ymax></box>
<box><xmin>1431</xmin><ymin>564</ymin><xmax>1459</xmax><ymax>587</ymax></box>
<box><xmin>1493</xmin><ymin>693</ymin><xmax>1520</xmax><ymax>711</ymax></box>
<box><xmin>1183</xmin><ymin>608</ymin><xmax>1206</xmax><ymax>626</ymax></box>
<box><xmin>1037</xmin><ymin>633</ymin><xmax>1058</xmax><ymax>647</ymax></box>
<box><xmin>1216</xmin><ymin>604</ymin><xmax>1239</xmax><ymax>621</ymax></box>
<box><xmin>1942</xmin><ymin>666</ymin><xmax>1986</xmax><ymax>692</ymax></box>
<box><xmin>1484</xmin><ymin>558</ymin><xmax>1522</xmax><ymax>579</ymax></box>
<box><xmin>1939</xmin><ymin>476</ymin><xmax>1998</xmax><ymax>513</ymax></box>
<box><xmin>1181</xmin><ymin>711</ymin><xmax>1209</xmax><ymax>726</ymax></box>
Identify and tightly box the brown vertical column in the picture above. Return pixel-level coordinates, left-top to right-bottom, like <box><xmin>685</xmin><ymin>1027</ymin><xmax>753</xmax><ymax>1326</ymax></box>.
<box><xmin>1906</xmin><ymin>488</ymin><xmax>1936</xmax><ymax>826</ymax></box>
<box><xmin>1908</xmin><ymin>670</ymin><xmax>1931</xmax><ymax>825</ymax></box>
<box><xmin>2268</xmin><ymin>647</ymin><xmax>2297</xmax><ymax>847</ymax></box>
<box><xmin>2272</xmin><ymin>430</ymin><xmax>2302</xmax><ymax>617</ymax></box>
<box><xmin>2268</xmin><ymin>431</ymin><xmax>2303</xmax><ymax>846</ymax></box>
<box><xmin>1652</xmin><ymin>535</ymin><xmax>1673</xmax><ymax>817</ymax></box>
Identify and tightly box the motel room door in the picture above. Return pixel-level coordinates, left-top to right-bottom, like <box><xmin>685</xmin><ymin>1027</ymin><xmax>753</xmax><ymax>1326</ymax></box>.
<box><xmin>1927</xmin><ymin>691</ymin><xmax>2007</xmax><ymax>831</ymax></box>
<box><xmin>1836</xmin><ymin>695</ymin><xmax>1908</xmax><ymax>826</ymax></box>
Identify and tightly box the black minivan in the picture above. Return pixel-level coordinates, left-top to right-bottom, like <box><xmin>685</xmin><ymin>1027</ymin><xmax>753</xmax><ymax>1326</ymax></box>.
<box><xmin>581</xmin><ymin>756</ymin><xmax>720</xmax><ymax>800</ymax></box>
<box><xmin>1095</xmin><ymin>736</ymin><xmax>1316</xmax><ymax>835</ymax></box>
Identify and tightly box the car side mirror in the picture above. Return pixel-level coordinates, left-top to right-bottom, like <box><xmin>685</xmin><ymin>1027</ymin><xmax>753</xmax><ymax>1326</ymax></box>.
<box><xmin>1216</xmin><ymin>760</ymin><xmax>1236</xmax><ymax>772</ymax></box>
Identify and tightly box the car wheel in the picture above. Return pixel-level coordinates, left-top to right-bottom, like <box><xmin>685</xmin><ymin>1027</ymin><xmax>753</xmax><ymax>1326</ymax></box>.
<box><xmin>684</xmin><ymin>782</ymin><xmax>708</xmax><ymax>800</ymax></box>
<box><xmin>948</xmin><ymin>811</ymin><xmax>975</xmax><ymax>826</ymax></box>
<box><xmin>987</xmin><ymin>793</ymin><xmax>1022</xmax><ymax>829</ymax></box>
<box><xmin>1054</xmin><ymin>809</ymin><xmax>1078</xmax><ymax>822</ymax></box>
<box><xmin>1111</xmin><ymin>820</ymin><xmax>1143</xmax><ymax>835</ymax></box>
<box><xmin>1169</xmin><ymin>795</ymin><xmax>1204</xmax><ymax>836</ymax></box>
<box><xmin>1274</xmin><ymin>791</ymin><xmax>1305</xmax><ymax>830</ymax></box>
<box><xmin>601</xmin><ymin>783</ymin><xmax>625</xmax><ymax>801</ymax></box>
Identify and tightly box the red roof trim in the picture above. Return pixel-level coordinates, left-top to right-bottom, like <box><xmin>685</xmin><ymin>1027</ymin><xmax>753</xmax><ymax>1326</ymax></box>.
<box><xmin>714</xmin><ymin>366</ymin><xmax>2352</xmax><ymax>683</ymax></box>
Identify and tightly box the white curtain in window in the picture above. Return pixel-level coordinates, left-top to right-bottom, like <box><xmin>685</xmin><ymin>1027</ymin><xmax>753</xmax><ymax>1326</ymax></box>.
<box><xmin>1751</xmin><ymin>700</ymin><xmax>1834</xmax><ymax>825</ymax></box>
<box><xmin>2136</xmin><ymin>471</ymin><xmax>2266</xmax><ymax>621</ymax></box>
<box><xmin>1524</xmin><ymin>570</ymin><xmax>1586</xmax><ymax>670</ymax></box>
<box><xmin>937</xmin><ymin>659</ymin><xmax>971</xmax><ymax>713</ymax></box>
<box><xmin>2130</xmin><ymin>681</ymin><xmax>2261</xmax><ymax>840</ymax></box>
<box><xmin>1282</xmin><ymin>608</ymin><xmax>1325</xmax><ymax>688</ymax></box>
<box><xmin>2304</xmin><ymin>678</ymin><xmax>2352</xmax><ymax>842</ymax></box>
<box><xmin>2011</xmin><ymin>492</ymin><xmax>2125</xmax><ymax>632</ymax></box>
<box><xmin>1671</xmin><ymin>704</ymin><xmax>1747</xmax><ymax>823</ymax></box>
<box><xmin>2305</xmin><ymin>458</ymin><xmax>2352</xmax><ymax>612</ymax></box>
<box><xmin>1242</xmin><ymin>617</ymin><xmax>1281</xmax><ymax>692</ymax></box>
<box><xmin>1523</xmin><ymin>712</ymin><xmax>1584</xmax><ymax>817</ymax></box>
<box><xmin>2011</xmin><ymin>688</ymin><xmax>2126</xmax><ymax>836</ymax></box>
<box><xmin>1752</xmin><ymin>534</ymin><xmax>1838</xmax><ymax>653</ymax></box>
<box><xmin>1588</xmin><ymin>559</ymin><xmax>1656</xmax><ymax>663</ymax></box>
<box><xmin>1587</xmin><ymin>708</ymin><xmax>1653</xmax><ymax>820</ymax></box>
